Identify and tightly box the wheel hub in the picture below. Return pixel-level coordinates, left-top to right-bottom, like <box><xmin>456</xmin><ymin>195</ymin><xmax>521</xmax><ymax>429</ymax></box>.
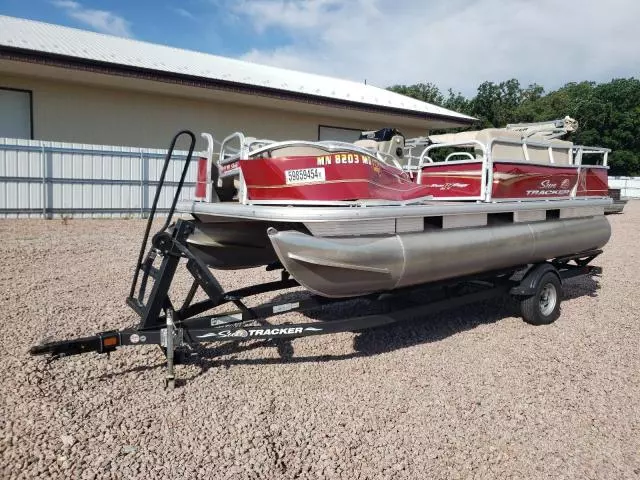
<box><xmin>539</xmin><ymin>283</ymin><xmax>557</xmax><ymax>316</ymax></box>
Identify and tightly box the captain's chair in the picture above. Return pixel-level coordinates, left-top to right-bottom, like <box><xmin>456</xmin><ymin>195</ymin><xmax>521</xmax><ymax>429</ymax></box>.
<box><xmin>354</xmin><ymin>128</ymin><xmax>406</xmax><ymax>166</ymax></box>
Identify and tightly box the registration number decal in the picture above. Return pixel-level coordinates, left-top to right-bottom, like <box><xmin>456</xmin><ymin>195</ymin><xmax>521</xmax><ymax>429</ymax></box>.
<box><xmin>284</xmin><ymin>167</ymin><xmax>326</xmax><ymax>184</ymax></box>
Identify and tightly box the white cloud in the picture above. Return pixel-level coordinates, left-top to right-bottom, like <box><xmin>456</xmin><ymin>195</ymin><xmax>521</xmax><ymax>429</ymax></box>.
<box><xmin>171</xmin><ymin>7</ymin><xmax>195</xmax><ymax>20</ymax></box>
<box><xmin>232</xmin><ymin>0</ymin><xmax>348</xmax><ymax>32</ymax></box>
<box><xmin>52</xmin><ymin>0</ymin><xmax>133</xmax><ymax>38</ymax></box>
<box><xmin>52</xmin><ymin>0</ymin><xmax>80</xmax><ymax>8</ymax></box>
<box><xmin>229</xmin><ymin>0</ymin><xmax>640</xmax><ymax>95</ymax></box>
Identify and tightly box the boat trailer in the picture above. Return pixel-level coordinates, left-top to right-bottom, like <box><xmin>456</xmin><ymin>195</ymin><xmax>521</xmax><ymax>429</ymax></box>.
<box><xmin>29</xmin><ymin>131</ymin><xmax>604</xmax><ymax>389</ymax></box>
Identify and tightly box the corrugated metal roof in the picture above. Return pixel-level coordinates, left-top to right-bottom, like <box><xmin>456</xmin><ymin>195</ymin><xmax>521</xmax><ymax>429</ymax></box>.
<box><xmin>0</xmin><ymin>15</ymin><xmax>474</xmax><ymax>123</ymax></box>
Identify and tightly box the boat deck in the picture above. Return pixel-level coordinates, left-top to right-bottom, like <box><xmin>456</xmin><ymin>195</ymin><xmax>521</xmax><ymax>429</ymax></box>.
<box><xmin>178</xmin><ymin>197</ymin><xmax>612</xmax><ymax>223</ymax></box>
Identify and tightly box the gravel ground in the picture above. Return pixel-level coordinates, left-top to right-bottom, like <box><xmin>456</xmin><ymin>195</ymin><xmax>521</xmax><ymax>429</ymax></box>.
<box><xmin>1</xmin><ymin>203</ymin><xmax>639</xmax><ymax>479</ymax></box>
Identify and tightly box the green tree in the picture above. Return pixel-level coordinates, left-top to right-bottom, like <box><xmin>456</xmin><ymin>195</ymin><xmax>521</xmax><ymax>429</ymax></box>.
<box><xmin>387</xmin><ymin>82</ymin><xmax>444</xmax><ymax>105</ymax></box>
<box><xmin>443</xmin><ymin>88</ymin><xmax>472</xmax><ymax>115</ymax></box>
<box><xmin>387</xmin><ymin>77</ymin><xmax>640</xmax><ymax>175</ymax></box>
<box><xmin>471</xmin><ymin>79</ymin><xmax>523</xmax><ymax>127</ymax></box>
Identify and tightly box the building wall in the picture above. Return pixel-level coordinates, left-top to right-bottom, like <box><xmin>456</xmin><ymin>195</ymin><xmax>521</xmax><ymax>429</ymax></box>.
<box><xmin>0</xmin><ymin>73</ymin><xmax>425</xmax><ymax>150</ymax></box>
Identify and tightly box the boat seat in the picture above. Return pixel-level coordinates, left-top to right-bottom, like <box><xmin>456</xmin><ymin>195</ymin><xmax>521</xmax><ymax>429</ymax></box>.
<box><xmin>353</xmin><ymin>139</ymin><xmax>378</xmax><ymax>150</ymax></box>
<box><xmin>355</xmin><ymin>135</ymin><xmax>406</xmax><ymax>166</ymax></box>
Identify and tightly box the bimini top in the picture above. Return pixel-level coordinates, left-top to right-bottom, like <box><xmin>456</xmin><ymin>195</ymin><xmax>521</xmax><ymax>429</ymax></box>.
<box><xmin>0</xmin><ymin>15</ymin><xmax>475</xmax><ymax>126</ymax></box>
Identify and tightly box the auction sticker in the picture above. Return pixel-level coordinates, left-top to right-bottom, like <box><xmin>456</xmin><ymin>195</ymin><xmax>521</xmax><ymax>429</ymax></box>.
<box><xmin>284</xmin><ymin>167</ymin><xmax>326</xmax><ymax>184</ymax></box>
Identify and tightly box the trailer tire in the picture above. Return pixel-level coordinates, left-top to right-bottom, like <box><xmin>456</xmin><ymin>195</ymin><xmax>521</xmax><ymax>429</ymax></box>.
<box><xmin>520</xmin><ymin>271</ymin><xmax>562</xmax><ymax>325</ymax></box>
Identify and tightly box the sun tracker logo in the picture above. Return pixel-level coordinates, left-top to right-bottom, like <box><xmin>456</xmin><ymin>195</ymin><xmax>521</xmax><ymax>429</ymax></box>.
<box><xmin>425</xmin><ymin>182</ymin><xmax>469</xmax><ymax>190</ymax></box>
<box><xmin>196</xmin><ymin>326</ymin><xmax>323</xmax><ymax>340</ymax></box>
<box><xmin>526</xmin><ymin>179</ymin><xmax>571</xmax><ymax>196</ymax></box>
<box><xmin>197</xmin><ymin>329</ymin><xmax>249</xmax><ymax>339</ymax></box>
<box><xmin>248</xmin><ymin>327</ymin><xmax>304</xmax><ymax>336</ymax></box>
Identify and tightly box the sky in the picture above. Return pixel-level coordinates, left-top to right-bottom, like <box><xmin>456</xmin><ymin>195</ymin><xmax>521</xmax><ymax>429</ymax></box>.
<box><xmin>1</xmin><ymin>0</ymin><xmax>639</xmax><ymax>96</ymax></box>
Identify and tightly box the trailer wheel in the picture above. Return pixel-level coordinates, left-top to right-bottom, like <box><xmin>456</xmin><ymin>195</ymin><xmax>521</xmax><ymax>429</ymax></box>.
<box><xmin>520</xmin><ymin>272</ymin><xmax>562</xmax><ymax>325</ymax></box>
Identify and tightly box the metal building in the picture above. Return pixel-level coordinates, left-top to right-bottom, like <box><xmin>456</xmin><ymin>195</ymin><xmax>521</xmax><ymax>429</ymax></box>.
<box><xmin>0</xmin><ymin>15</ymin><xmax>473</xmax><ymax>150</ymax></box>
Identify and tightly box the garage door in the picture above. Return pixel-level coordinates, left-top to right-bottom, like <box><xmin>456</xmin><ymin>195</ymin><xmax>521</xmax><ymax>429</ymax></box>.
<box><xmin>318</xmin><ymin>125</ymin><xmax>362</xmax><ymax>143</ymax></box>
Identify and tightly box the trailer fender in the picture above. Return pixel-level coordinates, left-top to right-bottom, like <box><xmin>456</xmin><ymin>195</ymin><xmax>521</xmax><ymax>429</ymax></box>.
<box><xmin>510</xmin><ymin>263</ymin><xmax>561</xmax><ymax>297</ymax></box>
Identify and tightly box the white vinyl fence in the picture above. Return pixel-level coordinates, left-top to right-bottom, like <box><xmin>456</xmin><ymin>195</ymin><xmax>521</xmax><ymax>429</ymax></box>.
<box><xmin>608</xmin><ymin>177</ymin><xmax>640</xmax><ymax>199</ymax></box>
<box><xmin>0</xmin><ymin>137</ymin><xmax>201</xmax><ymax>218</ymax></box>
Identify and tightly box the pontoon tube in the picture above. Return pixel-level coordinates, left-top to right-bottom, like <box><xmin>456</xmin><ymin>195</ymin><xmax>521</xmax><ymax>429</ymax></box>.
<box><xmin>268</xmin><ymin>216</ymin><xmax>611</xmax><ymax>298</ymax></box>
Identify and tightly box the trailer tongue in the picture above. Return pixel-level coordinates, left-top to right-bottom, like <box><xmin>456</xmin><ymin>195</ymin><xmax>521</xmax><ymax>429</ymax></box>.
<box><xmin>30</xmin><ymin>130</ymin><xmax>607</xmax><ymax>390</ymax></box>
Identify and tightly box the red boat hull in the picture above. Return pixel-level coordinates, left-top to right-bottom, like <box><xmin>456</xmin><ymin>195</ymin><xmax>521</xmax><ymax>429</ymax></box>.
<box><xmin>419</xmin><ymin>161</ymin><xmax>609</xmax><ymax>199</ymax></box>
<box><xmin>492</xmin><ymin>162</ymin><xmax>576</xmax><ymax>199</ymax></box>
<box><xmin>576</xmin><ymin>167</ymin><xmax>608</xmax><ymax>197</ymax></box>
<box><xmin>239</xmin><ymin>154</ymin><xmax>609</xmax><ymax>202</ymax></box>
<box><xmin>418</xmin><ymin>162</ymin><xmax>482</xmax><ymax>197</ymax></box>
<box><xmin>241</xmin><ymin>154</ymin><xmax>433</xmax><ymax>202</ymax></box>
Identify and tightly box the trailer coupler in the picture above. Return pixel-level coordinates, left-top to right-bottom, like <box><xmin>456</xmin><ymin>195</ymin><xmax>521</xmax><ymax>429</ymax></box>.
<box><xmin>30</xmin><ymin>330</ymin><xmax>121</xmax><ymax>359</ymax></box>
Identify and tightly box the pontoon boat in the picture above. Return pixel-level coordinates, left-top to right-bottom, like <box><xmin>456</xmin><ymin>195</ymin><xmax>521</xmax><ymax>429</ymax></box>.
<box><xmin>179</xmin><ymin>117</ymin><xmax>611</xmax><ymax>298</ymax></box>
